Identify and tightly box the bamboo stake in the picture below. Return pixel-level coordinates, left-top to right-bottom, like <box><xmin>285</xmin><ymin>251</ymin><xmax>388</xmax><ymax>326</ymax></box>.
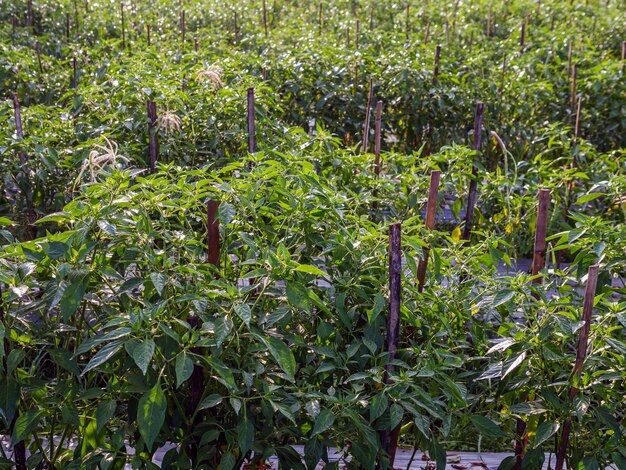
<box><xmin>416</xmin><ymin>170</ymin><xmax>441</xmax><ymax>291</ymax></box>
<box><xmin>621</xmin><ymin>41</ymin><xmax>625</xmax><ymax>72</ymax></box>
<box><xmin>13</xmin><ymin>93</ymin><xmax>26</xmax><ymax>165</ymax></box>
<box><xmin>234</xmin><ymin>11</ymin><xmax>238</xmax><ymax>45</ymax></box>
<box><xmin>120</xmin><ymin>2</ymin><xmax>126</xmax><ymax>48</ymax></box>
<box><xmin>566</xmin><ymin>41</ymin><xmax>573</xmax><ymax>84</ymax></box>
<box><xmin>247</xmin><ymin>88</ymin><xmax>256</xmax><ymax>153</ymax></box>
<box><xmin>180</xmin><ymin>10</ymin><xmax>186</xmax><ymax>44</ymax></box>
<box><xmin>462</xmin><ymin>102</ymin><xmax>485</xmax><ymax>242</ymax></box>
<box><xmin>262</xmin><ymin>0</ymin><xmax>268</xmax><ymax>36</ymax></box>
<box><xmin>26</xmin><ymin>0</ymin><xmax>33</xmax><ymax>28</ymax></box>
<box><xmin>574</xmin><ymin>95</ymin><xmax>582</xmax><ymax>145</ymax></box>
<box><xmin>147</xmin><ymin>100</ymin><xmax>158</xmax><ymax>173</ymax></box>
<box><xmin>66</xmin><ymin>12</ymin><xmax>71</xmax><ymax>39</ymax></box>
<box><xmin>432</xmin><ymin>44</ymin><xmax>441</xmax><ymax>84</ymax></box>
<box><xmin>207</xmin><ymin>201</ymin><xmax>220</xmax><ymax>266</ymax></box>
<box><xmin>405</xmin><ymin>4</ymin><xmax>410</xmax><ymax>41</ymax></box>
<box><xmin>424</xmin><ymin>21</ymin><xmax>430</xmax><ymax>44</ymax></box>
<box><xmin>555</xmin><ymin>264</ymin><xmax>600</xmax><ymax>470</ymax></box>
<box><xmin>487</xmin><ymin>6</ymin><xmax>492</xmax><ymax>37</ymax></box>
<box><xmin>72</xmin><ymin>55</ymin><xmax>77</xmax><ymax>90</ymax></box>
<box><xmin>531</xmin><ymin>189</ymin><xmax>551</xmax><ymax>280</ymax></box>
<box><xmin>355</xmin><ymin>19</ymin><xmax>360</xmax><ymax>49</ymax></box>
<box><xmin>570</xmin><ymin>63</ymin><xmax>578</xmax><ymax>117</ymax></box>
<box><xmin>384</xmin><ymin>222</ymin><xmax>402</xmax><ymax>465</ymax></box>
<box><xmin>369</xmin><ymin>3</ymin><xmax>374</xmax><ymax>30</ymax></box>
<box><xmin>362</xmin><ymin>79</ymin><xmax>374</xmax><ymax>152</ymax></box>
<box><xmin>374</xmin><ymin>100</ymin><xmax>382</xmax><ymax>176</ymax></box>
<box><xmin>36</xmin><ymin>42</ymin><xmax>43</xmax><ymax>73</ymax></box>
<box><xmin>520</xmin><ymin>22</ymin><xmax>525</xmax><ymax>51</ymax></box>
<box><xmin>498</xmin><ymin>52</ymin><xmax>507</xmax><ymax>96</ymax></box>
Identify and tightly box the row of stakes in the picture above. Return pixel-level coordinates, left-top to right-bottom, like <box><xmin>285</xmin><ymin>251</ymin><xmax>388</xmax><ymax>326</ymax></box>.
<box><xmin>7</xmin><ymin>44</ymin><xmax>603</xmax><ymax>468</ymax></box>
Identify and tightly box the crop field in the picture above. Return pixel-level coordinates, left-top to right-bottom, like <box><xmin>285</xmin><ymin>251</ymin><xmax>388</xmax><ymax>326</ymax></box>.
<box><xmin>0</xmin><ymin>0</ymin><xmax>626</xmax><ymax>468</ymax></box>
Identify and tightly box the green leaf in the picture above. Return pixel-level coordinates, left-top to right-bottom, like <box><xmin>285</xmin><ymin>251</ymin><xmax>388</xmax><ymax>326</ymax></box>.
<box><xmin>128</xmin><ymin>339</ymin><xmax>155</xmax><ymax>375</ymax></box>
<box><xmin>493</xmin><ymin>289</ymin><xmax>515</xmax><ymax>307</ymax></box>
<box><xmin>267</xmin><ymin>336</ymin><xmax>296</xmax><ymax>382</ymax></box>
<box><xmin>286</xmin><ymin>282</ymin><xmax>310</xmax><ymax>313</ymax></box>
<box><xmin>220</xmin><ymin>451</ymin><xmax>236</xmax><ymax>470</ymax></box>
<box><xmin>175</xmin><ymin>352</ymin><xmax>194</xmax><ymax>388</ymax></box>
<box><xmin>137</xmin><ymin>383</ymin><xmax>166</xmax><ymax>451</ymax></box>
<box><xmin>150</xmin><ymin>272</ymin><xmax>167</xmax><ymax>296</ymax></box>
<box><xmin>81</xmin><ymin>340</ymin><xmax>123</xmax><ymax>376</ymax></box>
<box><xmin>45</xmin><ymin>241</ymin><xmax>70</xmax><ymax>260</ymax></box>
<box><xmin>469</xmin><ymin>415</ymin><xmax>506</xmax><ymax>438</ymax></box>
<box><xmin>294</xmin><ymin>264</ymin><xmax>328</xmax><ymax>277</ymax></box>
<box><xmin>234</xmin><ymin>303</ymin><xmax>252</xmax><ymax>327</ymax></box>
<box><xmin>198</xmin><ymin>394</ymin><xmax>222</xmax><ymax>410</ymax></box>
<box><xmin>12</xmin><ymin>410</ymin><xmax>45</xmax><ymax>445</ymax></box>
<box><xmin>369</xmin><ymin>394</ymin><xmax>388</xmax><ymax>422</ymax></box>
<box><xmin>236</xmin><ymin>414</ymin><xmax>254</xmax><ymax>454</ymax></box>
<box><xmin>0</xmin><ymin>217</ymin><xmax>14</xmax><ymax>227</ymax></box>
<box><xmin>96</xmin><ymin>400</ymin><xmax>117</xmax><ymax>433</ymax></box>
<box><xmin>311</xmin><ymin>409</ymin><xmax>335</xmax><ymax>436</ymax></box>
<box><xmin>533</xmin><ymin>420</ymin><xmax>559</xmax><ymax>448</ymax></box>
<box><xmin>60</xmin><ymin>274</ymin><xmax>88</xmax><ymax>322</ymax></box>
<box><xmin>34</xmin><ymin>212</ymin><xmax>71</xmax><ymax>224</ymax></box>
<box><xmin>574</xmin><ymin>193</ymin><xmax>603</xmax><ymax>205</ymax></box>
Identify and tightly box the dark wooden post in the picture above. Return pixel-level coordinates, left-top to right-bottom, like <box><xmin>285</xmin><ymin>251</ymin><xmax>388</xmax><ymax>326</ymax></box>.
<box><xmin>355</xmin><ymin>19</ymin><xmax>360</xmax><ymax>49</ymax></box>
<box><xmin>120</xmin><ymin>2</ymin><xmax>126</xmax><ymax>49</ymax></box>
<box><xmin>26</xmin><ymin>0</ymin><xmax>33</xmax><ymax>28</ymax></box>
<box><xmin>13</xmin><ymin>93</ymin><xmax>26</xmax><ymax>166</ymax></box>
<box><xmin>72</xmin><ymin>55</ymin><xmax>77</xmax><ymax>90</ymax></box>
<box><xmin>362</xmin><ymin>79</ymin><xmax>374</xmax><ymax>153</ymax></box>
<box><xmin>36</xmin><ymin>42</ymin><xmax>43</xmax><ymax>73</ymax></box>
<box><xmin>247</xmin><ymin>88</ymin><xmax>256</xmax><ymax>153</ymax></box>
<box><xmin>147</xmin><ymin>24</ymin><xmax>151</xmax><ymax>45</ymax></box>
<box><xmin>570</xmin><ymin>63</ymin><xmax>578</xmax><ymax>117</ymax></box>
<box><xmin>74</xmin><ymin>0</ymin><xmax>79</xmax><ymax>35</ymax></box>
<box><xmin>262</xmin><ymin>0</ymin><xmax>268</xmax><ymax>36</ymax></box>
<box><xmin>555</xmin><ymin>264</ymin><xmax>600</xmax><ymax>470</ymax></box>
<box><xmin>194</xmin><ymin>38</ymin><xmax>199</xmax><ymax>52</ymax></box>
<box><xmin>384</xmin><ymin>222</ymin><xmax>402</xmax><ymax>464</ymax></box>
<box><xmin>498</xmin><ymin>52</ymin><xmax>507</xmax><ymax>97</ymax></box>
<box><xmin>207</xmin><ymin>201</ymin><xmax>220</xmax><ymax>266</ymax></box>
<box><xmin>461</xmin><ymin>103</ymin><xmax>485</xmax><ymax>242</ymax></box>
<box><xmin>416</xmin><ymin>170</ymin><xmax>441</xmax><ymax>291</ymax></box>
<box><xmin>432</xmin><ymin>44</ymin><xmax>441</xmax><ymax>84</ymax></box>
<box><xmin>180</xmin><ymin>10</ymin><xmax>186</xmax><ymax>44</ymax></box>
<box><xmin>147</xmin><ymin>100</ymin><xmax>158</xmax><ymax>173</ymax></box>
<box><xmin>531</xmin><ymin>189</ymin><xmax>551</xmax><ymax>281</ymax></box>
<box><xmin>374</xmin><ymin>100</ymin><xmax>382</xmax><ymax>176</ymax></box>
<box><xmin>405</xmin><ymin>4</ymin><xmax>410</xmax><ymax>41</ymax></box>
<box><xmin>424</xmin><ymin>21</ymin><xmax>430</xmax><ymax>44</ymax></box>
<box><xmin>566</xmin><ymin>42</ymin><xmax>573</xmax><ymax>84</ymax></box>
<box><xmin>520</xmin><ymin>22</ymin><xmax>525</xmax><ymax>51</ymax></box>
<box><xmin>66</xmin><ymin>12</ymin><xmax>71</xmax><ymax>39</ymax></box>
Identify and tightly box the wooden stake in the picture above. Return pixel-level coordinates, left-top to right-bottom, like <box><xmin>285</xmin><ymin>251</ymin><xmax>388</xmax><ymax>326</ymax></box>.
<box><xmin>384</xmin><ymin>222</ymin><xmax>402</xmax><ymax>465</ymax></box>
<box><xmin>574</xmin><ymin>96</ymin><xmax>582</xmax><ymax>144</ymax></box>
<box><xmin>555</xmin><ymin>264</ymin><xmax>600</xmax><ymax>470</ymax></box>
<box><xmin>247</xmin><ymin>88</ymin><xmax>256</xmax><ymax>153</ymax></box>
<box><xmin>147</xmin><ymin>24</ymin><xmax>151</xmax><ymax>46</ymax></box>
<box><xmin>318</xmin><ymin>1</ymin><xmax>323</xmax><ymax>34</ymax></box>
<box><xmin>416</xmin><ymin>170</ymin><xmax>441</xmax><ymax>291</ymax></box>
<box><xmin>74</xmin><ymin>0</ymin><xmax>79</xmax><ymax>35</ymax></box>
<box><xmin>194</xmin><ymin>38</ymin><xmax>199</xmax><ymax>52</ymax></box>
<box><xmin>147</xmin><ymin>100</ymin><xmax>158</xmax><ymax>174</ymax></box>
<box><xmin>180</xmin><ymin>10</ymin><xmax>186</xmax><ymax>44</ymax></box>
<box><xmin>405</xmin><ymin>4</ymin><xmax>410</xmax><ymax>41</ymax></box>
<box><xmin>621</xmin><ymin>40</ymin><xmax>625</xmax><ymax>72</ymax></box>
<box><xmin>432</xmin><ymin>44</ymin><xmax>442</xmax><ymax>84</ymax></box>
<box><xmin>424</xmin><ymin>21</ymin><xmax>430</xmax><ymax>44</ymax></box>
<box><xmin>207</xmin><ymin>200</ymin><xmax>220</xmax><ymax>265</ymax></box>
<box><xmin>66</xmin><ymin>12</ymin><xmax>71</xmax><ymax>39</ymax></box>
<box><xmin>369</xmin><ymin>3</ymin><xmax>374</xmax><ymax>30</ymax></box>
<box><xmin>36</xmin><ymin>42</ymin><xmax>43</xmax><ymax>74</ymax></box>
<box><xmin>120</xmin><ymin>2</ymin><xmax>126</xmax><ymax>49</ymax></box>
<box><xmin>461</xmin><ymin>102</ymin><xmax>485</xmax><ymax>242</ymax></box>
<box><xmin>531</xmin><ymin>189</ymin><xmax>551</xmax><ymax>280</ymax></box>
<box><xmin>566</xmin><ymin>41</ymin><xmax>573</xmax><ymax>84</ymax></box>
<box><xmin>362</xmin><ymin>79</ymin><xmax>374</xmax><ymax>153</ymax></box>
<box><xmin>355</xmin><ymin>19</ymin><xmax>360</xmax><ymax>49</ymax></box>
<box><xmin>72</xmin><ymin>55</ymin><xmax>77</xmax><ymax>90</ymax></box>
<box><xmin>374</xmin><ymin>100</ymin><xmax>382</xmax><ymax>176</ymax></box>
<box><xmin>234</xmin><ymin>11</ymin><xmax>238</xmax><ymax>45</ymax></box>
<box><xmin>570</xmin><ymin>63</ymin><xmax>578</xmax><ymax>117</ymax></box>
<box><xmin>26</xmin><ymin>0</ymin><xmax>33</xmax><ymax>28</ymax></box>
<box><xmin>262</xmin><ymin>0</ymin><xmax>268</xmax><ymax>37</ymax></box>
<box><xmin>13</xmin><ymin>93</ymin><xmax>26</xmax><ymax>165</ymax></box>
<box><xmin>498</xmin><ymin>52</ymin><xmax>507</xmax><ymax>96</ymax></box>
<box><xmin>520</xmin><ymin>22</ymin><xmax>525</xmax><ymax>51</ymax></box>
<box><xmin>487</xmin><ymin>6</ymin><xmax>492</xmax><ymax>37</ymax></box>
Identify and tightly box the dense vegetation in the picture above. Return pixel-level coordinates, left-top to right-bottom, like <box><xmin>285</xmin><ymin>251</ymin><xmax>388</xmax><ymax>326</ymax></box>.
<box><xmin>1</xmin><ymin>0</ymin><xmax>625</xmax><ymax>468</ymax></box>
